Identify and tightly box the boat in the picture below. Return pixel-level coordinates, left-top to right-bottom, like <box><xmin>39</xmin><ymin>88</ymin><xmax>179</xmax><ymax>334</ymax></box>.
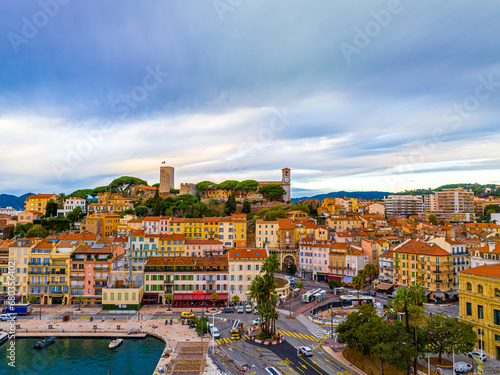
<box><xmin>109</xmin><ymin>338</ymin><xmax>123</xmax><ymax>349</ymax></box>
<box><xmin>34</xmin><ymin>336</ymin><xmax>56</xmax><ymax>349</ymax></box>
<box><xmin>0</xmin><ymin>331</ymin><xmax>8</xmax><ymax>346</ymax></box>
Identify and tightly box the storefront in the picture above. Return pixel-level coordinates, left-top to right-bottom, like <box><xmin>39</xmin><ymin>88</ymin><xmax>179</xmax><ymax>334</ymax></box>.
<box><xmin>316</xmin><ymin>272</ymin><xmax>328</xmax><ymax>282</ymax></box>
<box><xmin>171</xmin><ymin>292</ymin><xmax>228</xmax><ymax>308</ymax></box>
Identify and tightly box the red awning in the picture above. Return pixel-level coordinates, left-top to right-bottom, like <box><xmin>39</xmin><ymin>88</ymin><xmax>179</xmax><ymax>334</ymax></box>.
<box><xmin>218</xmin><ymin>293</ymin><xmax>228</xmax><ymax>301</ymax></box>
<box><xmin>193</xmin><ymin>294</ymin><xmax>205</xmax><ymax>301</ymax></box>
<box><xmin>327</xmin><ymin>275</ymin><xmax>343</xmax><ymax>281</ymax></box>
<box><xmin>174</xmin><ymin>294</ymin><xmax>188</xmax><ymax>301</ymax></box>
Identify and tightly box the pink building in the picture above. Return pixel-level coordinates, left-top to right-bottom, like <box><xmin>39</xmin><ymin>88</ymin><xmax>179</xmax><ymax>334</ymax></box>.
<box><xmin>185</xmin><ymin>239</ymin><xmax>224</xmax><ymax>256</ymax></box>
<box><xmin>299</xmin><ymin>238</ymin><xmax>334</xmax><ymax>282</ymax></box>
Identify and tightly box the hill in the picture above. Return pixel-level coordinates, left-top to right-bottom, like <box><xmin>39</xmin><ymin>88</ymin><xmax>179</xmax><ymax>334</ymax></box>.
<box><xmin>0</xmin><ymin>193</ymin><xmax>33</xmax><ymax>211</ymax></box>
<box><xmin>292</xmin><ymin>191</ymin><xmax>391</xmax><ymax>203</ymax></box>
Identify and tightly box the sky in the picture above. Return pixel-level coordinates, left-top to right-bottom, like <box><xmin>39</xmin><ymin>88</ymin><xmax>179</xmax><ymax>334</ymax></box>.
<box><xmin>1</xmin><ymin>1</ymin><xmax>499</xmax><ymax>198</ymax></box>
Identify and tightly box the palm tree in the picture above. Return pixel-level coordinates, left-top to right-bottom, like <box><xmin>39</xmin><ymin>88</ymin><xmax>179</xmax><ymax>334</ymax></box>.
<box><xmin>210</xmin><ymin>292</ymin><xmax>219</xmax><ymax>310</ymax></box>
<box><xmin>76</xmin><ymin>296</ymin><xmax>84</xmax><ymax>311</ymax></box>
<box><xmin>363</xmin><ymin>264</ymin><xmax>378</xmax><ymax>291</ymax></box>
<box><xmin>231</xmin><ymin>295</ymin><xmax>240</xmax><ymax>306</ymax></box>
<box><xmin>165</xmin><ymin>293</ymin><xmax>174</xmax><ymax>311</ymax></box>
<box><xmin>392</xmin><ymin>286</ymin><xmax>411</xmax><ymax>375</ymax></box>
<box><xmin>352</xmin><ymin>274</ymin><xmax>364</xmax><ymax>306</ymax></box>
<box><xmin>409</xmin><ymin>282</ymin><xmax>427</xmax><ymax>375</ymax></box>
<box><xmin>27</xmin><ymin>295</ymin><xmax>37</xmax><ymax>304</ymax></box>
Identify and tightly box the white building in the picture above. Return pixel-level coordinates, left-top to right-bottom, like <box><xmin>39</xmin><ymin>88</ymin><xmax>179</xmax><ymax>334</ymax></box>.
<box><xmin>0</xmin><ymin>207</ymin><xmax>17</xmax><ymax>216</ymax></box>
<box><xmin>384</xmin><ymin>195</ymin><xmax>423</xmax><ymax>216</ymax></box>
<box><xmin>57</xmin><ymin>197</ymin><xmax>87</xmax><ymax>216</ymax></box>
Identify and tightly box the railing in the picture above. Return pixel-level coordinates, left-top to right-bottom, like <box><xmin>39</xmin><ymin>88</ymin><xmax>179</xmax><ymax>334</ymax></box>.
<box><xmin>94</xmin><ymin>284</ymin><xmax>107</xmax><ymax>288</ymax></box>
<box><xmin>51</xmin><ymin>270</ymin><xmax>66</xmax><ymax>275</ymax></box>
<box><xmin>28</xmin><ymin>271</ymin><xmax>50</xmax><ymax>275</ymax></box>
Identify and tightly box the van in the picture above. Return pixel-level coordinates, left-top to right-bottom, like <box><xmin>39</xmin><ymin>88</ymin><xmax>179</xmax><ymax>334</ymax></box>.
<box><xmin>210</xmin><ymin>327</ymin><xmax>220</xmax><ymax>339</ymax></box>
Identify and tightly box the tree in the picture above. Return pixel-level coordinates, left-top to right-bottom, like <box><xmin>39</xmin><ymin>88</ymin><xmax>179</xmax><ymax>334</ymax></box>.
<box><xmin>328</xmin><ymin>279</ymin><xmax>341</xmax><ymax>290</ymax></box>
<box><xmin>76</xmin><ymin>295</ymin><xmax>84</xmax><ymax>310</ymax></box>
<box><xmin>110</xmin><ymin>176</ymin><xmax>148</xmax><ymax>193</ymax></box>
<box><xmin>211</xmin><ymin>293</ymin><xmax>219</xmax><ymax>309</ymax></box>
<box><xmin>45</xmin><ymin>200</ymin><xmax>58</xmax><ymax>218</ymax></box>
<box><xmin>426</xmin><ymin>313</ymin><xmax>477</xmax><ymax>363</ymax></box>
<box><xmin>196</xmin><ymin>181</ymin><xmax>216</xmax><ymax>192</ymax></box>
<box><xmin>231</xmin><ymin>295</ymin><xmax>240</xmax><ymax>305</ymax></box>
<box><xmin>249</xmin><ymin>253</ymin><xmax>280</xmax><ymax>339</ymax></box>
<box><xmin>26</xmin><ymin>224</ymin><xmax>48</xmax><ymax>238</ymax></box>
<box><xmin>428</xmin><ymin>214</ymin><xmax>438</xmax><ymax>225</ymax></box>
<box><xmin>242</xmin><ymin>199</ymin><xmax>251</xmax><ymax>214</ymax></box>
<box><xmin>408</xmin><ymin>282</ymin><xmax>427</xmax><ymax>375</ymax></box>
<box><xmin>27</xmin><ymin>295</ymin><xmax>37</xmax><ymax>304</ymax></box>
<box><xmin>224</xmin><ymin>193</ymin><xmax>237</xmax><ymax>215</ymax></box>
<box><xmin>152</xmin><ymin>189</ymin><xmax>162</xmax><ymax>216</ymax></box>
<box><xmin>287</xmin><ymin>263</ymin><xmax>297</xmax><ymax>275</ymax></box>
<box><xmin>217</xmin><ymin>180</ymin><xmax>239</xmax><ymax>194</ymax></box>
<box><xmin>258</xmin><ymin>184</ymin><xmax>286</xmax><ymax>201</ymax></box>
<box><xmin>234</xmin><ymin>180</ymin><xmax>259</xmax><ymax>195</ymax></box>
<box><xmin>68</xmin><ymin>189</ymin><xmax>93</xmax><ymax>200</ymax></box>
<box><xmin>135</xmin><ymin>205</ymin><xmax>149</xmax><ymax>217</ymax></box>
<box><xmin>165</xmin><ymin>293</ymin><xmax>174</xmax><ymax>311</ymax></box>
<box><xmin>195</xmin><ymin>316</ymin><xmax>209</xmax><ymax>336</ymax></box>
<box><xmin>351</xmin><ymin>274</ymin><xmax>365</xmax><ymax>306</ymax></box>
<box><xmin>67</xmin><ymin>206</ymin><xmax>83</xmax><ymax>223</ymax></box>
<box><xmin>123</xmin><ymin>209</ymin><xmax>135</xmax><ymax>215</ymax></box>
<box><xmin>363</xmin><ymin>264</ymin><xmax>378</xmax><ymax>291</ymax></box>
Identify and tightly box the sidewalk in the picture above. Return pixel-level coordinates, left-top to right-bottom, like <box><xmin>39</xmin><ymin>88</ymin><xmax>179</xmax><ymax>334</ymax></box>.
<box><xmin>321</xmin><ymin>344</ymin><xmax>369</xmax><ymax>375</ymax></box>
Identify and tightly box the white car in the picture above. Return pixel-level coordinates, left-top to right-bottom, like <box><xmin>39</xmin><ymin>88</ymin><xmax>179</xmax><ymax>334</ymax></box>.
<box><xmin>0</xmin><ymin>314</ymin><xmax>16</xmax><ymax>321</ymax></box>
<box><xmin>237</xmin><ymin>305</ymin><xmax>244</xmax><ymax>314</ymax></box>
<box><xmin>254</xmin><ymin>307</ymin><xmax>259</xmax><ymax>315</ymax></box>
<box><xmin>252</xmin><ymin>318</ymin><xmax>262</xmax><ymax>325</ymax></box>
<box><xmin>468</xmin><ymin>351</ymin><xmax>487</xmax><ymax>362</ymax></box>
<box><xmin>245</xmin><ymin>304</ymin><xmax>252</xmax><ymax>313</ymax></box>
<box><xmin>299</xmin><ymin>346</ymin><xmax>313</xmax><ymax>357</ymax></box>
<box><xmin>454</xmin><ymin>361</ymin><xmax>473</xmax><ymax>373</ymax></box>
<box><xmin>210</xmin><ymin>327</ymin><xmax>220</xmax><ymax>339</ymax></box>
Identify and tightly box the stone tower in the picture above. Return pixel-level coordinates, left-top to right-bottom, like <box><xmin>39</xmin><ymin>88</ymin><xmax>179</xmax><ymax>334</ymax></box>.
<box><xmin>281</xmin><ymin>168</ymin><xmax>291</xmax><ymax>202</ymax></box>
<box><xmin>160</xmin><ymin>166</ymin><xmax>175</xmax><ymax>194</ymax></box>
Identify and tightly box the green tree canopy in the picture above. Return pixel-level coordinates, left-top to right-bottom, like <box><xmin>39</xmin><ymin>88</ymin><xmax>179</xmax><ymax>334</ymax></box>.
<box><xmin>135</xmin><ymin>205</ymin><xmax>149</xmax><ymax>217</ymax></box>
<box><xmin>110</xmin><ymin>176</ymin><xmax>148</xmax><ymax>193</ymax></box>
<box><xmin>234</xmin><ymin>180</ymin><xmax>259</xmax><ymax>193</ymax></box>
<box><xmin>242</xmin><ymin>199</ymin><xmax>251</xmax><ymax>214</ymax></box>
<box><xmin>217</xmin><ymin>180</ymin><xmax>239</xmax><ymax>193</ymax></box>
<box><xmin>26</xmin><ymin>224</ymin><xmax>48</xmax><ymax>238</ymax></box>
<box><xmin>196</xmin><ymin>181</ymin><xmax>216</xmax><ymax>191</ymax></box>
<box><xmin>328</xmin><ymin>279</ymin><xmax>341</xmax><ymax>290</ymax></box>
<box><xmin>68</xmin><ymin>189</ymin><xmax>93</xmax><ymax>199</ymax></box>
<box><xmin>224</xmin><ymin>193</ymin><xmax>237</xmax><ymax>215</ymax></box>
<box><xmin>45</xmin><ymin>200</ymin><xmax>59</xmax><ymax>218</ymax></box>
<box><xmin>258</xmin><ymin>184</ymin><xmax>286</xmax><ymax>201</ymax></box>
<box><xmin>428</xmin><ymin>214</ymin><xmax>438</xmax><ymax>225</ymax></box>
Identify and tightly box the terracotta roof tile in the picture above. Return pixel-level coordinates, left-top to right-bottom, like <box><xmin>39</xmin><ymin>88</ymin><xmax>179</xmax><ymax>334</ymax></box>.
<box><xmin>145</xmin><ymin>254</ymin><xmax>228</xmax><ymax>267</ymax></box>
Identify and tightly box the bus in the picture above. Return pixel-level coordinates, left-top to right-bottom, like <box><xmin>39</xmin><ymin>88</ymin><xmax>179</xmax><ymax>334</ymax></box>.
<box><xmin>302</xmin><ymin>288</ymin><xmax>324</xmax><ymax>303</ymax></box>
<box><xmin>340</xmin><ymin>294</ymin><xmax>375</xmax><ymax>305</ymax></box>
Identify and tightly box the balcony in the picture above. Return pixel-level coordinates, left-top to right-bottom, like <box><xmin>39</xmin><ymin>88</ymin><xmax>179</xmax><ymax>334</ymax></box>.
<box><xmin>164</xmin><ymin>280</ymin><xmax>174</xmax><ymax>285</ymax></box>
<box><xmin>432</xmin><ymin>270</ymin><xmax>442</xmax><ymax>274</ymax></box>
<box><xmin>94</xmin><ymin>283</ymin><xmax>107</xmax><ymax>288</ymax></box>
<box><xmin>206</xmin><ymin>279</ymin><xmax>216</xmax><ymax>285</ymax></box>
<box><xmin>70</xmin><ymin>276</ymin><xmax>85</xmax><ymax>280</ymax></box>
<box><xmin>28</xmin><ymin>271</ymin><xmax>50</xmax><ymax>275</ymax></box>
<box><xmin>51</xmin><ymin>270</ymin><xmax>66</xmax><ymax>275</ymax></box>
<box><xmin>48</xmin><ymin>281</ymin><xmax>66</xmax><ymax>285</ymax></box>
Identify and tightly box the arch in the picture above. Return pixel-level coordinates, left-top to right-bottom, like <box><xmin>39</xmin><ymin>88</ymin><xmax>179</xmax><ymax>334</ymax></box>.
<box><xmin>478</xmin><ymin>284</ymin><xmax>484</xmax><ymax>294</ymax></box>
<box><xmin>466</xmin><ymin>282</ymin><xmax>472</xmax><ymax>292</ymax></box>
<box><xmin>282</xmin><ymin>254</ymin><xmax>296</xmax><ymax>271</ymax></box>
<box><xmin>495</xmin><ymin>288</ymin><xmax>500</xmax><ymax>298</ymax></box>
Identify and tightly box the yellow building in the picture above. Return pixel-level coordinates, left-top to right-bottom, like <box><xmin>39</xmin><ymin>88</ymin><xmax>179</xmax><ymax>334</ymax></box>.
<box><xmin>159</xmin><ymin>233</ymin><xmax>185</xmax><ymax>256</ymax></box>
<box><xmin>231</xmin><ymin>214</ymin><xmax>247</xmax><ymax>248</ymax></box>
<box><xmin>228</xmin><ymin>248</ymin><xmax>268</xmax><ymax>301</ymax></box>
<box><xmin>326</xmin><ymin>217</ymin><xmax>363</xmax><ymax>232</ymax></box>
<box><xmin>168</xmin><ymin>218</ymin><xmax>185</xmax><ymax>234</ymax></box>
<box><xmin>84</xmin><ymin>213</ymin><xmax>121</xmax><ymax>236</ymax></box>
<box><xmin>393</xmin><ymin>239</ymin><xmax>453</xmax><ymax>301</ymax></box>
<box><xmin>49</xmin><ymin>240</ymin><xmax>78</xmax><ymax>305</ymax></box>
<box><xmin>102</xmin><ymin>285</ymin><xmax>144</xmax><ymax>309</ymax></box>
<box><xmin>184</xmin><ymin>218</ymin><xmax>203</xmax><ymax>239</ymax></box>
<box><xmin>9</xmin><ymin>239</ymin><xmax>39</xmax><ymax>301</ymax></box>
<box><xmin>24</xmin><ymin>194</ymin><xmax>59</xmax><ymax>214</ymax></box>
<box><xmin>28</xmin><ymin>238</ymin><xmax>56</xmax><ymax>305</ymax></box>
<box><xmin>255</xmin><ymin>220</ymin><xmax>280</xmax><ymax>248</ymax></box>
<box><xmin>459</xmin><ymin>264</ymin><xmax>500</xmax><ymax>360</ymax></box>
<box><xmin>87</xmin><ymin>192</ymin><xmax>133</xmax><ymax>214</ymax></box>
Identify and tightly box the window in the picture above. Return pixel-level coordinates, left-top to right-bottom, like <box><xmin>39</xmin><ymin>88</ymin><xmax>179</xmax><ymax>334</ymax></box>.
<box><xmin>495</xmin><ymin>288</ymin><xmax>500</xmax><ymax>297</ymax></box>
<box><xmin>466</xmin><ymin>302</ymin><xmax>472</xmax><ymax>316</ymax></box>
<box><xmin>494</xmin><ymin>309</ymin><xmax>500</xmax><ymax>325</ymax></box>
<box><xmin>478</xmin><ymin>305</ymin><xmax>484</xmax><ymax>319</ymax></box>
<box><xmin>466</xmin><ymin>282</ymin><xmax>472</xmax><ymax>292</ymax></box>
<box><xmin>478</xmin><ymin>284</ymin><xmax>484</xmax><ymax>294</ymax></box>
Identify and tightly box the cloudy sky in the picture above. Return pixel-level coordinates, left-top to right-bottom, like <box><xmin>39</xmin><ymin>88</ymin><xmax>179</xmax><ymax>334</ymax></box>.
<box><xmin>1</xmin><ymin>1</ymin><xmax>499</xmax><ymax>197</ymax></box>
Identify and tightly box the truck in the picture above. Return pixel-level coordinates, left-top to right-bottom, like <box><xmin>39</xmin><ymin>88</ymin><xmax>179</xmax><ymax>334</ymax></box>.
<box><xmin>2</xmin><ymin>303</ymin><xmax>32</xmax><ymax>315</ymax></box>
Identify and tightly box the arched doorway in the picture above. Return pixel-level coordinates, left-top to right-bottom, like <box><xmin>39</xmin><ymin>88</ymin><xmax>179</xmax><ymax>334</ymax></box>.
<box><xmin>283</xmin><ymin>254</ymin><xmax>296</xmax><ymax>272</ymax></box>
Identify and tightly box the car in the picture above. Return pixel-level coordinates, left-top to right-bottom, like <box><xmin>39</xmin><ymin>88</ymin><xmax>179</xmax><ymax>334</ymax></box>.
<box><xmin>299</xmin><ymin>346</ymin><xmax>313</xmax><ymax>357</ymax></box>
<box><xmin>181</xmin><ymin>312</ymin><xmax>194</xmax><ymax>319</ymax></box>
<box><xmin>254</xmin><ymin>307</ymin><xmax>259</xmax><ymax>315</ymax></box>
<box><xmin>0</xmin><ymin>314</ymin><xmax>15</xmax><ymax>321</ymax></box>
<box><xmin>468</xmin><ymin>351</ymin><xmax>487</xmax><ymax>362</ymax></box>
<box><xmin>237</xmin><ymin>305</ymin><xmax>244</xmax><ymax>314</ymax></box>
<box><xmin>264</xmin><ymin>366</ymin><xmax>282</xmax><ymax>375</ymax></box>
<box><xmin>454</xmin><ymin>362</ymin><xmax>473</xmax><ymax>373</ymax></box>
<box><xmin>245</xmin><ymin>304</ymin><xmax>252</xmax><ymax>313</ymax></box>
<box><xmin>252</xmin><ymin>318</ymin><xmax>262</xmax><ymax>325</ymax></box>
<box><xmin>208</xmin><ymin>323</ymin><xmax>214</xmax><ymax>330</ymax></box>
<box><xmin>221</xmin><ymin>307</ymin><xmax>234</xmax><ymax>313</ymax></box>
<box><xmin>210</xmin><ymin>327</ymin><xmax>220</xmax><ymax>339</ymax></box>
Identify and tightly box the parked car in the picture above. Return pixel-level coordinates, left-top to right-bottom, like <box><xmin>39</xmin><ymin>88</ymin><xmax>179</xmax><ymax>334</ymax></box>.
<box><xmin>299</xmin><ymin>346</ymin><xmax>313</xmax><ymax>357</ymax></box>
<box><xmin>221</xmin><ymin>307</ymin><xmax>234</xmax><ymax>313</ymax></box>
<box><xmin>264</xmin><ymin>366</ymin><xmax>282</xmax><ymax>375</ymax></box>
<box><xmin>252</xmin><ymin>318</ymin><xmax>262</xmax><ymax>325</ymax></box>
<box><xmin>181</xmin><ymin>312</ymin><xmax>194</xmax><ymax>319</ymax></box>
<box><xmin>245</xmin><ymin>304</ymin><xmax>252</xmax><ymax>313</ymax></box>
<box><xmin>0</xmin><ymin>313</ymin><xmax>15</xmax><ymax>321</ymax></box>
<box><xmin>237</xmin><ymin>305</ymin><xmax>244</xmax><ymax>314</ymax></box>
<box><xmin>254</xmin><ymin>307</ymin><xmax>259</xmax><ymax>315</ymax></box>
<box><xmin>454</xmin><ymin>361</ymin><xmax>473</xmax><ymax>373</ymax></box>
<box><xmin>468</xmin><ymin>351</ymin><xmax>487</xmax><ymax>362</ymax></box>
<box><xmin>210</xmin><ymin>327</ymin><xmax>220</xmax><ymax>339</ymax></box>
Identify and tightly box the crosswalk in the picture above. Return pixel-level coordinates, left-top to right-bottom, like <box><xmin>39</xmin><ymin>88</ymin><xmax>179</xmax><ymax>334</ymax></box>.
<box><xmin>277</xmin><ymin>308</ymin><xmax>293</xmax><ymax>317</ymax></box>
<box><xmin>296</xmin><ymin>314</ymin><xmax>327</xmax><ymax>339</ymax></box>
<box><xmin>215</xmin><ymin>330</ymin><xmax>319</xmax><ymax>345</ymax></box>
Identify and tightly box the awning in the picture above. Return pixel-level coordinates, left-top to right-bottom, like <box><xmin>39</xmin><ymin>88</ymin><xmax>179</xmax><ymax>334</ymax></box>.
<box><xmin>174</xmin><ymin>294</ymin><xmax>189</xmax><ymax>301</ymax></box>
<box><xmin>341</xmin><ymin>276</ymin><xmax>353</xmax><ymax>283</ymax></box>
<box><xmin>434</xmin><ymin>291</ymin><xmax>445</xmax><ymax>298</ymax></box>
<box><xmin>218</xmin><ymin>293</ymin><xmax>228</xmax><ymax>301</ymax></box>
<box><xmin>446</xmin><ymin>291</ymin><xmax>458</xmax><ymax>297</ymax></box>
<box><xmin>142</xmin><ymin>293</ymin><xmax>159</xmax><ymax>302</ymax></box>
<box><xmin>317</xmin><ymin>272</ymin><xmax>328</xmax><ymax>276</ymax></box>
<box><xmin>425</xmin><ymin>290</ymin><xmax>432</xmax><ymax>296</ymax></box>
<box><xmin>192</xmin><ymin>294</ymin><xmax>205</xmax><ymax>301</ymax></box>
<box><xmin>376</xmin><ymin>282</ymin><xmax>393</xmax><ymax>291</ymax></box>
<box><xmin>327</xmin><ymin>275</ymin><xmax>343</xmax><ymax>281</ymax></box>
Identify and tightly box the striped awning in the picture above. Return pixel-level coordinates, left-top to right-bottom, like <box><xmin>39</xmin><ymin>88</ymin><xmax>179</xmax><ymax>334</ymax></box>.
<box><xmin>376</xmin><ymin>282</ymin><xmax>393</xmax><ymax>291</ymax></box>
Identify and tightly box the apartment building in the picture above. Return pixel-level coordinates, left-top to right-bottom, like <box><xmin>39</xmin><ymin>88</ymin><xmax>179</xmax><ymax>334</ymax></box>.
<box><xmin>458</xmin><ymin>264</ymin><xmax>500</xmax><ymax>360</ymax></box>
<box><xmin>433</xmin><ymin>188</ymin><xmax>475</xmax><ymax>218</ymax></box>
<box><xmin>299</xmin><ymin>239</ymin><xmax>333</xmax><ymax>281</ymax></box>
<box><xmin>228</xmin><ymin>248</ymin><xmax>268</xmax><ymax>301</ymax></box>
<box><xmin>27</xmin><ymin>238</ymin><xmax>57</xmax><ymax>305</ymax></box>
<box><xmin>428</xmin><ymin>237</ymin><xmax>469</xmax><ymax>291</ymax></box>
<box><xmin>326</xmin><ymin>217</ymin><xmax>363</xmax><ymax>232</ymax></box>
<box><xmin>24</xmin><ymin>194</ymin><xmax>59</xmax><ymax>214</ymax></box>
<box><xmin>143</xmin><ymin>254</ymin><xmax>229</xmax><ymax>306</ymax></box>
<box><xmin>255</xmin><ymin>220</ymin><xmax>280</xmax><ymax>248</ymax></box>
<box><xmin>470</xmin><ymin>243</ymin><xmax>500</xmax><ymax>268</ymax></box>
<box><xmin>393</xmin><ymin>239</ymin><xmax>453</xmax><ymax>301</ymax></box>
<box><xmin>185</xmin><ymin>239</ymin><xmax>224</xmax><ymax>256</ymax></box>
<box><xmin>57</xmin><ymin>197</ymin><xmax>87</xmax><ymax>216</ymax></box>
<box><xmin>384</xmin><ymin>195</ymin><xmax>423</xmax><ymax>216</ymax></box>
<box><xmin>8</xmin><ymin>239</ymin><xmax>39</xmax><ymax>300</ymax></box>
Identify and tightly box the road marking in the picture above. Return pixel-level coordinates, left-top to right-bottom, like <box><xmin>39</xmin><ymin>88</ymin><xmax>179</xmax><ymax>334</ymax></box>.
<box><xmin>299</xmin><ymin>358</ymin><xmax>322</xmax><ymax>374</ymax></box>
<box><xmin>327</xmin><ymin>365</ymin><xmax>334</xmax><ymax>371</ymax></box>
<box><xmin>296</xmin><ymin>367</ymin><xmax>305</xmax><ymax>374</ymax></box>
<box><xmin>216</xmin><ymin>339</ymin><xmax>223</xmax><ymax>345</ymax></box>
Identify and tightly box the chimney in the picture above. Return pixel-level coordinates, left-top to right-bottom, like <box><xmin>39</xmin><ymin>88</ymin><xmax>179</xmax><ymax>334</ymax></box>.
<box><xmin>489</xmin><ymin>243</ymin><xmax>496</xmax><ymax>252</ymax></box>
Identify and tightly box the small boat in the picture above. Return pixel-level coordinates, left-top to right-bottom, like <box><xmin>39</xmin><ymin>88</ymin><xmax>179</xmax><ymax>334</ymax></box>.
<box><xmin>109</xmin><ymin>338</ymin><xmax>123</xmax><ymax>349</ymax></box>
<box><xmin>34</xmin><ymin>336</ymin><xmax>56</xmax><ymax>349</ymax></box>
<box><xmin>0</xmin><ymin>332</ymin><xmax>8</xmax><ymax>346</ymax></box>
